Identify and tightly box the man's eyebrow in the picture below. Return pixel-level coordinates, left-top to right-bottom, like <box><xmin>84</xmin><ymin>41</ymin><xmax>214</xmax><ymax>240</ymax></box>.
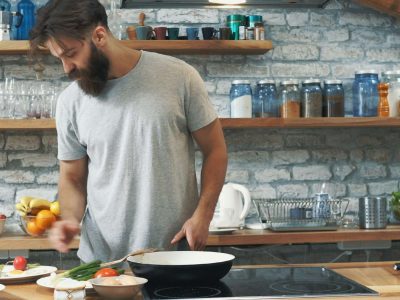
<box><xmin>59</xmin><ymin>47</ymin><xmax>76</xmax><ymax>57</ymax></box>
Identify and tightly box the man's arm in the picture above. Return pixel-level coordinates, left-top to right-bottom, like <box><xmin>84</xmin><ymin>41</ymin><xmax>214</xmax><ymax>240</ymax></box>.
<box><xmin>171</xmin><ymin>118</ymin><xmax>228</xmax><ymax>250</ymax></box>
<box><xmin>49</xmin><ymin>156</ymin><xmax>88</xmax><ymax>253</ymax></box>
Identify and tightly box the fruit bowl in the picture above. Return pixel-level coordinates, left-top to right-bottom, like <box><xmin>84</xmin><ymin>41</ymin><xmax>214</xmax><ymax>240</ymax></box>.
<box><xmin>19</xmin><ymin>212</ymin><xmax>56</xmax><ymax>237</ymax></box>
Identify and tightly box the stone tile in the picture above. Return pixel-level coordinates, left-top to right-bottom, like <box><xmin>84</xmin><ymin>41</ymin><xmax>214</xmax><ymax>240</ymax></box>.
<box><xmin>0</xmin><ymin>171</ymin><xmax>35</xmax><ymax>184</ymax></box>
<box><xmin>250</xmin><ymin>184</ymin><xmax>276</xmax><ymax>199</ymax></box>
<box><xmin>225</xmin><ymin>170</ymin><xmax>249</xmax><ymax>184</ymax></box>
<box><xmin>286</xmin><ymin>12</ymin><xmax>309</xmax><ymax>26</ymax></box>
<box><xmin>206</xmin><ymin>63</ymin><xmax>269</xmax><ymax>78</ymax></box>
<box><xmin>348</xmin><ymin>183</ymin><xmax>368</xmax><ymax>197</ymax></box>
<box><xmin>310</xmin><ymin>182</ymin><xmax>346</xmax><ymax>197</ymax></box>
<box><xmin>228</xmin><ymin>151</ymin><xmax>270</xmax><ymax>166</ymax></box>
<box><xmin>285</xmin><ymin>135</ymin><xmax>324</xmax><ymax>148</ymax></box>
<box><xmin>364</xmin><ymin>149</ymin><xmax>392</xmax><ymax>164</ymax></box>
<box><xmin>272</xmin><ymin>45</ymin><xmax>319</xmax><ymax>61</ymax></box>
<box><xmin>225</xmin><ymin>131</ymin><xmax>283</xmax><ymax>151</ymax></box>
<box><xmin>15</xmin><ymin>189</ymin><xmax>58</xmax><ymax>203</ymax></box>
<box><xmin>312</xmin><ymin>149</ymin><xmax>348</xmax><ymax>162</ymax></box>
<box><xmin>0</xmin><ymin>134</ymin><xmax>4</xmax><ymax>149</ymax></box>
<box><xmin>0</xmin><ymin>152</ymin><xmax>6</xmax><ymax>168</ymax></box>
<box><xmin>271</xmin><ymin>27</ymin><xmax>321</xmax><ymax>43</ymax></box>
<box><xmin>333</xmin><ymin>164</ymin><xmax>355</xmax><ymax>181</ymax></box>
<box><xmin>36</xmin><ymin>171</ymin><xmax>60</xmax><ymax>185</ymax></box>
<box><xmin>271</xmin><ymin>63</ymin><xmax>330</xmax><ymax>78</ymax></box>
<box><xmin>320</xmin><ymin>47</ymin><xmax>364</xmax><ymax>61</ymax></box>
<box><xmin>272</xmin><ymin>150</ymin><xmax>309</xmax><ymax>165</ymax></box>
<box><xmin>366</xmin><ymin>48</ymin><xmax>400</xmax><ymax>63</ymax></box>
<box><xmin>157</xmin><ymin>9</ymin><xmax>219</xmax><ymax>24</ymax></box>
<box><xmin>5</xmin><ymin>136</ymin><xmax>41</xmax><ymax>151</ymax></box>
<box><xmin>0</xmin><ymin>187</ymin><xmax>15</xmax><ymax>202</ymax></box>
<box><xmin>350</xmin><ymin>28</ymin><xmax>387</xmax><ymax>44</ymax></box>
<box><xmin>276</xmin><ymin>184</ymin><xmax>308</xmax><ymax>198</ymax></box>
<box><xmin>255</xmin><ymin>168</ymin><xmax>291</xmax><ymax>183</ymax></box>
<box><xmin>368</xmin><ymin>181</ymin><xmax>399</xmax><ymax>196</ymax></box>
<box><xmin>292</xmin><ymin>165</ymin><xmax>332</xmax><ymax>181</ymax></box>
<box><xmin>323</xmin><ymin>28</ymin><xmax>349</xmax><ymax>42</ymax></box>
<box><xmin>358</xmin><ymin>164</ymin><xmax>387</xmax><ymax>180</ymax></box>
<box><xmin>8</xmin><ymin>153</ymin><xmax>58</xmax><ymax>168</ymax></box>
<box><xmin>42</xmin><ymin>134</ymin><xmax>58</xmax><ymax>153</ymax></box>
<box><xmin>389</xmin><ymin>165</ymin><xmax>400</xmax><ymax>178</ymax></box>
<box><xmin>216</xmin><ymin>80</ymin><xmax>232</xmax><ymax>95</ymax></box>
<box><xmin>310</xmin><ymin>12</ymin><xmax>337</xmax><ymax>27</ymax></box>
<box><xmin>339</xmin><ymin>12</ymin><xmax>392</xmax><ymax>27</ymax></box>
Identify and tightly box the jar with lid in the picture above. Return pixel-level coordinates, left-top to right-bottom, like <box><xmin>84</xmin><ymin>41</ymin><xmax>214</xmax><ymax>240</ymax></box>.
<box><xmin>382</xmin><ymin>70</ymin><xmax>400</xmax><ymax>117</ymax></box>
<box><xmin>226</xmin><ymin>15</ymin><xmax>246</xmax><ymax>40</ymax></box>
<box><xmin>280</xmin><ymin>80</ymin><xmax>300</xmax><ymax>118</ymax></box>
<box><xmin>230</xmin><ymin>80</ymin><xmax>252</xmax><ymax>118</ymax></box>
<box><xmin>253</xmin><ymin>80</ymin><xmax>278</xmax><ymax>117</ymax></box>
<box><xmin>323</xmin><ymin>79</ymin><xmax>345</xmax><ymax>117</ymax></box>
<box><xmin>352</xmin><ymin>70</ymin><xmax>379</xmax><ymax>117</ymax></box>
<box><xmin>301</xmin><ymin>79</ymin><xmax>322</xmax><ymax>118</ymax></box>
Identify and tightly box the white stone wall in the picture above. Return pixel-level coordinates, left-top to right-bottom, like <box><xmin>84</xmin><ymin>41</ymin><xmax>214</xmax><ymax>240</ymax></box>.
<box><xmin>0</xmin><ymin>0</ymin><xmax>400</xmax><ymax>231</ymax></box>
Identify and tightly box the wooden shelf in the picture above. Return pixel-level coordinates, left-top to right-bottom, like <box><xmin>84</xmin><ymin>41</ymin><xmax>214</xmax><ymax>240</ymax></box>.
<box><xmin>2</xmin><ymin>117</ymin><xmax>400</xmax><ymax>131</ymax></box>
<box><xmin>220</xmin><ymin>117</ymin><xmax>400</xmax><ymax>128</ymax></box>
<box><xmin>0</xmin><ymin>40</ymin><xmax>273</xmax><ymax>55</ymax></box>
<box><xmin>0</xmin><ymin>232</ymin><xmax>79</xmax><ymax>250</ymax></box>
<box><xmin>0</xmin><ymin>119</ymin><xmax>56</xmax><ymax>130</ymax></box>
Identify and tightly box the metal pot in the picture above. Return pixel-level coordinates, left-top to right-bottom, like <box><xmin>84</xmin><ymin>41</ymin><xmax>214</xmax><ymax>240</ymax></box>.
<box><xmin>127</xmin><ymin>251</ymin><xmax>235</xmax><ymax>283</ymax></box>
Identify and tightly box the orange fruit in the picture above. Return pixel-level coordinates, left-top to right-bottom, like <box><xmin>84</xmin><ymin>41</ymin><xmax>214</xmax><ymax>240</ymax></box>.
<box><xmin>35</xmin><ymin>210</ymin><xmax>56</xmax><ymax>230</ymax></box>
<box><xmin>26</xmin><ymin>219</ymin><xmax>45</xmax><ymax>236</ymax></box>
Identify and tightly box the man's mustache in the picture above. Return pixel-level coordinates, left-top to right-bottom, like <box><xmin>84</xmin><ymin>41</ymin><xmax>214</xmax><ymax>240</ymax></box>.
<box><xmin>68</xmin><ymin>69</ymin><xmax>81</xmax><ymax>80</ymax></box>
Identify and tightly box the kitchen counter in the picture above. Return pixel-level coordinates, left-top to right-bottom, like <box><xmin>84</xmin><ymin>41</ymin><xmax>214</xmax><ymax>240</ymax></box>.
<box><xmin>1</xmin><ymin>261</ymin><xmax>400</xmax><ymax>299</ymax></box>
<box><xmin>2</xmin><ymin>226</ymin><xmax>400</xmax><ymax>250</ymax></box>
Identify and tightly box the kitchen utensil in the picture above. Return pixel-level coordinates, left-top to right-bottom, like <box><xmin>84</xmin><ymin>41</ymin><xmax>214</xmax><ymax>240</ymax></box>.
<box><xmin>212</xmin><ymin>183</ymin><xmax>251</xmax><ymax>228</ymax></box>
<box><xmin>186</xmin><ymin>27</ymin><xmax>199</xmax><ymax>40</ymax></box>
<box><xmin>138</xmin><ymin>12</ymin><xmax>145</xmax><ymax>26</ymax></box>
<box><xmin>359</xmin><ymin>196</ymin><xmax>387</xmax><ymax>229</ymax></box>
<box><xmin>201</xmin><ymin>27</ymin><xmax>216</xmax><ymax>40</ymax></box>
<box><xmin>136</xmin><ymin>25</ymin><xmax>153</xmax><ymax>40</ymax></box>
<box><xmin>89</xmin><ymin>275</ymin><xmax>147</xmax><ymax>300</ymax></box>
<box><xmin>127</xmin><ymin>251</ymin><xmax>235</xmax><ymax>283</ymax></box>
<box><xmin>167</xmin><ymin>27</ymin><xmax>179</xmax><ymax>40</ymax></box>
<box><xmin>0</xmin><ymin>10</ymin><xmax>22</xmax><ymax>41</ymax></box>
<box><xmin>154</xmin><ymin>26</ymin><xmax>167</xmax><ymax>40</ymax></box>
<box><xmin>101</xmin><ymin>248</ymin><xmax>158</xmax><ymax>268</ymax></box>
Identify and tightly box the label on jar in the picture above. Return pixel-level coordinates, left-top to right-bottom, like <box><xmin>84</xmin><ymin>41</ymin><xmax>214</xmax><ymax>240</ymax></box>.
<box><xmin>231</xmin><ymin>95</ymin><xmax>252</xmax><ymax>118</ymax></box>
<box><xmin>239</xmin><ymin>26</ymin><xmax>246</xmax><ymax>40</ymax></box>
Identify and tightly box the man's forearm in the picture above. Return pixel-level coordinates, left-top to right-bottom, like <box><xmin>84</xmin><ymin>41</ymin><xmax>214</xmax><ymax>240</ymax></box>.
<box><xmin>195</xmin><ymin>148</ymin><xmax>228</xmax><ymax>221</ymax></box>
<box><xmin>59</xmin><ymin>179</ymin><xmax>87</xmax><ymax>224</ymax></box>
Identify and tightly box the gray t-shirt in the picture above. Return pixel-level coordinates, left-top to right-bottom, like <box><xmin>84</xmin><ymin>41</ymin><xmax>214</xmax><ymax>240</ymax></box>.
<box><xmin>56</xmin><ymin>51</ymin><xmax>217</xmax><ymax>263</ymax></box>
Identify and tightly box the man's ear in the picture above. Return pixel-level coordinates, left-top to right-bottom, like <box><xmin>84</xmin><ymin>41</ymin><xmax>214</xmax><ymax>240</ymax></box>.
<box><xmin>91</xmin><ymin>26</ymin><xmax>108</xmax><ymax>47</ymax></box>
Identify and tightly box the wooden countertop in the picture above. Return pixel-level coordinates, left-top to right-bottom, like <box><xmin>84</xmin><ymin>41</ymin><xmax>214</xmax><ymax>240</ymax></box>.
<box><xmin>2</xmin><ymin>226</ymin><xmax>400</xmax><ymax>250</ymax></box>
<box><xmin>1</xmin><ymin>261</ymin><xmax>400</xmax><ymax>300</ymax></box>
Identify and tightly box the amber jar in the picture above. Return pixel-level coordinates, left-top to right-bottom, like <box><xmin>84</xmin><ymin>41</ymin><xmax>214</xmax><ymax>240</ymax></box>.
<box><xmin>280</xmin><ymin>80</ymin><xmax>300</xmax><ymax>118</ymax></box>
<box><xmin>377</xmin><ymin>83</ymin><xmax>390</xmax><ymax>117</ymax></box>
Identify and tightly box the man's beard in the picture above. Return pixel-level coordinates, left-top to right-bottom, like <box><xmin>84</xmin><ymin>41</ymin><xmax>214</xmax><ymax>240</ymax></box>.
<box><xmin>68</xmin><ymin>42</ymin><xmax>110</xmax><ymax>97</ymax></box>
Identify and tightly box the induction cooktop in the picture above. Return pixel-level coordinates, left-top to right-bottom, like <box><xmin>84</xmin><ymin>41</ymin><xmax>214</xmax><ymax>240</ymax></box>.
<box><xmin>143</xmin><ymin>267</ymin><xmax>378</xmax><ymax>299</ymax></box>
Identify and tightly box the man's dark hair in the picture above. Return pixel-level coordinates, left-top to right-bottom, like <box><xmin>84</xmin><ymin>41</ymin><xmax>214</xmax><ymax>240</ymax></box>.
<box><xmin>30</xmin><ymin>0</ymin><xmax>108</xmax><ymax>55</ymax></box>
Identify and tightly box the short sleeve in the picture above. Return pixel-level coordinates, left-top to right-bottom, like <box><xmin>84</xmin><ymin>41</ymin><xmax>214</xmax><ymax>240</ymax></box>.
<box><xmin>184</xmin><ymin>66</ymin><xmax>218</xmax><ymax>132</ymax></box>
<box><xmin>56</xmin><ymin>95</ymin><xmax>87</xmax><ymax>161</ymax></box>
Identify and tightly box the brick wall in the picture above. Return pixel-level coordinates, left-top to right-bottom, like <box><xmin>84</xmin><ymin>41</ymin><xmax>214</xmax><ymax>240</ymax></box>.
<box><xmin>1</xmin><ymin>0</ymin><xmax>400</xmax><ymax>234</ymax></box>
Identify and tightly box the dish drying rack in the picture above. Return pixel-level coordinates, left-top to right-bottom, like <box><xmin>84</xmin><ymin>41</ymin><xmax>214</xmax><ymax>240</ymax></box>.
<box><xmin>253</xmin><ymin>198</ymin><xmax>349</xmax><ymax>231</ymax></box>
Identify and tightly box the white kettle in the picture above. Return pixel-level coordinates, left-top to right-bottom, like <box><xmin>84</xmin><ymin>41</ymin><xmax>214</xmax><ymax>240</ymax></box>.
<box><xmin>213</xmin><ymin>183</ymin><xmax>251</xmax><ymax>228</ymax></box>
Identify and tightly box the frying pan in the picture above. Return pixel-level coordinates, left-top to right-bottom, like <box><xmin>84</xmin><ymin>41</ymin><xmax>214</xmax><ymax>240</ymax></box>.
<box><xmin>127</xmin><ymin>251</ymin><xmax>235</xmax><ymax>283</ymax></box>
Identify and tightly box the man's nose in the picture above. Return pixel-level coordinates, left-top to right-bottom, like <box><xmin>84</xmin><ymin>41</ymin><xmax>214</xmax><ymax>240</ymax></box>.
<box><xmin>61</xmin><ymin>59</ymin><xmax>75</xmax><ymax>75</ymax></box>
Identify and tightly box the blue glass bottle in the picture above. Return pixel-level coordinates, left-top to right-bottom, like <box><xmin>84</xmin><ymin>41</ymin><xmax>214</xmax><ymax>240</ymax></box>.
<box><xmin>253</xmin><ymin>80</ymin><xmax>278</xmax><ymax>117</ymax></box>
<box><xmin>352</xmin><ymin>70</ymin><xmax>379</xmax><ymax>117</ymax></box>
<box><xmin>16</xmin><ymin>0</ymin><xmax>35</xmax><ymax>40</ymax></box>
<box><xmin>0</xmin><ymin>0</ymin><xmax>11</xmax><ymax>11</ymax></box>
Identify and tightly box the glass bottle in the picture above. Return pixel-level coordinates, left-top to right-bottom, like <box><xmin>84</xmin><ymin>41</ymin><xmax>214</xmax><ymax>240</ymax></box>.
<box><xmin>377</xmin><ymin>83</ymin><xmax>389</xmax><ymax>117</ymax></box>
<box><xmin>230</xmin><ymin>80</ymin><xmax>252</xmax><ymax>118</ymax></box>
<box><xmin>382</xmin><ymin>70</ymin><xmax>400</xmax><ymax>117</ymax></box>
<box><xmin>352</xmin><ymin>70</ymin><xmax>379</xmax><ymax>117</ymax></box>
<box><xmin>323</xmin><ymin>80</ymin><xmax>345</xmax><ymax>117</ymax></box>
<box><xmin>301</xmin><ymin>79</ymin><xmax>322</xmax><ymax>118</ymax></box>
<box><xmin>254</xmin><ymin>80</ymin><xmax>278</xmax><ymax>117</ymax></box>
<box><xmin>16</xmin><ymin>0</ymin><xmax>35</xmax><ymax>40</ymax></box>
<box><xmin>280</xmin><ymin>80</ymin><xmax>300</xmax><ymax>118</ymax></box>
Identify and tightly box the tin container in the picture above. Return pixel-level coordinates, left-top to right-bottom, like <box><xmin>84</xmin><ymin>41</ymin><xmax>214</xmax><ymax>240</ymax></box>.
<box><xmin>226</xmin><ymin>14</ymin><xmax>246</xmax><ymax>40</ymax></box>
<box><xmin>358</xmin><ymin>197</ymin><xmax>387</xmax><ymax>229</ymax></box>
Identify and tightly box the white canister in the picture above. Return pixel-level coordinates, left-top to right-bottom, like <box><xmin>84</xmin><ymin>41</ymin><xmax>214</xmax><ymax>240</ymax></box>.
<box><xmin>229</xmin><ymin>80</ymin><xmax>252</xmax><ymax>118</ymax></box>
<box><xmin>54</xmin><ymin>279</ymin><xmax>86</xmax><ymax>300</ymax></box>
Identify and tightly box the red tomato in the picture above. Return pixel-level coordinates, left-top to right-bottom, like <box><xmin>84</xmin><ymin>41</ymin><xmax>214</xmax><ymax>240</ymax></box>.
<box><xmin>94</xmin><ymin>268</ymin><xmax>119</xmax><ymax>278</ymax></box>
<box><xmin>13</xmin><ymin>256</ymin><xmax>27</xmax><ymax>271</ymax></box>
<box><xmin>0</xmin><ymin>214</ymin><xmax>6</xmax><ymax>220</ymax></box>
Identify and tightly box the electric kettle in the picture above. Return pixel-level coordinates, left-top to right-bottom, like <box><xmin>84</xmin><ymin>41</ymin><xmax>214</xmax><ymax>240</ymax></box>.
<box><xmin>212</xmin><ymin>183</ymin><xmax>251</xmax><ymax>228</ymax></box>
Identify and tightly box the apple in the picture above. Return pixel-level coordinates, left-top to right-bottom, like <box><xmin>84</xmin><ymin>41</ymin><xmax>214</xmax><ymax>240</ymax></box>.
<box><xmin>0</xmin><ymin>214</ymin><xmax>6</xmax><ymax>220</ymax></box>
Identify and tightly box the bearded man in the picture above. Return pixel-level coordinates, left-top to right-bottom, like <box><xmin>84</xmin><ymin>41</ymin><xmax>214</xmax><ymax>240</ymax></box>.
<box><xmin>29</xmin><ymin>0</ymin><xmax>227</xmax><ymax>263</ymax></box>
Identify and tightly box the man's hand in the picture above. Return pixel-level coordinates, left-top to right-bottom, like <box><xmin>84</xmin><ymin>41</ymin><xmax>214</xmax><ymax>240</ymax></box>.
<box><xmin>171</xmin><ymin>213</ymin><xmax>210</xmax><ymax>251</ymax></box>
<box><xmin>49</xmin><ymin>220</ymin><xmax>81</xmax><ymax>253</ymax></box>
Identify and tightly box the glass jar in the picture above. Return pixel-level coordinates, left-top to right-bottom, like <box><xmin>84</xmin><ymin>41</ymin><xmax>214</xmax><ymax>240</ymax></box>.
<box><xmin>230</xmin><ymin>80</ymin><xmax>252</xmax><ymax>118</ymax></box>
<box><xmin>16</xmin><ymin>0</ymin><xmax>35</xmax><ymax>40</ymax></box>
<box><xmin>352</xmin><ymin>70</ymin><xmax>379</xmax><ymax>117</ymax></box>
<box><xmin>323</xmin><ymin>79</ymin><xmax>345</xmax><ymax>117</ymax></box>
<box><xmin>280</xmin><ymin>80</ymin><xmax>300</xmax><ymax>118</ymax></box>
<box><xmin>301</xmin><ymin>79</ymin><xmax>322</xmax><ymax>118</ymax></box>
<box><xmin>382</xmin><ymin>70</ymin><xmax>400</xmax><ymax>117</ymax></box>
<box><xmin>253</xmin><ymin>80</ymin><xmax>278</xmax><ymax>117</ymax></box>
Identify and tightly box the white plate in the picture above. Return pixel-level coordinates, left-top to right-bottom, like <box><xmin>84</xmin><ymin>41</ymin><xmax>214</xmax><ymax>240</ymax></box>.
<box><xmin>0</xmin><ymin>266</ymin><xmax>58</xmax><ymax>284</ymax></box>
<box><xmin>0</xmin><ymin>283</ymin><xmax>5</xmax><ymax>291</ymax></box>
<box><xmin>209</xmin><ymin>227</ymin><xmax>238</xmax><ymax>234</ymax></box>
<box><xmin>37</xmin><ymin>275</ymin><xmax>93</xmax><ymax>290</ymax></box>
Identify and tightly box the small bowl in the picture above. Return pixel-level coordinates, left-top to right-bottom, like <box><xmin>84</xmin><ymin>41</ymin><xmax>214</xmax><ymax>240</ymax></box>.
<box><xmin>19</xmin><ymin>215</ymin><xmax>55</xmax><ymax>237</ymax></box>
<box><xmin>89</xmin><ymin>275</ymin><xmax>148</xmax><ymax>300</ymax></box>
